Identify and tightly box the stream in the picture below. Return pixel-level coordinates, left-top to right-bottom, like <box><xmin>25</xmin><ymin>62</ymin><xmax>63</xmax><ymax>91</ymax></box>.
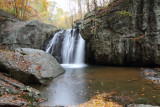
<box><xmin>38</xmin><ymin>65</ymin><xmax>160</xmax><ymax>106</ymax></box>
<box><xmin>39</xmin><ymin>29</ymin><xmax>160</xmax><ymax>106</ymax></box>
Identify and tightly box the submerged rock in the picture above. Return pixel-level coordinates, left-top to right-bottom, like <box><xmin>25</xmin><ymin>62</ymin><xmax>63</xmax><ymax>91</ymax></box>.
<box><xmin>0</xmin><ymin>48</ymin><xmax>65</xmax><ymax>85</ymax></box>
<box><xmin>141</xmin><ymin>69</ymin><xmax>158</xmax><ymax>77</ymax></box>
<box><xmin>141</xmin><ymin>69</ymin><xmax>160</xmax><ymax>86</ymax></box>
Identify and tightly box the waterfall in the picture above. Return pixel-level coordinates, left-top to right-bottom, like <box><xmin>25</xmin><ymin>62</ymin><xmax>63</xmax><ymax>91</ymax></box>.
<box><xmin>45</xmin><ymin>30</ymin><xmax>64</xmax><ymax>54</ymax></box>
<box><xmin>45</xmin><ymin>29</ymin><xmax>85</xmax><ymax>65</ymax></box>
<box><xmin>62</xmin><ymin>29</ymin><xmax>76</xmax><ymax>64</ymax></box>
<box><xmin>74</xmin><ymin>34</ymin><xmax>85</xmax><ymax>64</ymax></box>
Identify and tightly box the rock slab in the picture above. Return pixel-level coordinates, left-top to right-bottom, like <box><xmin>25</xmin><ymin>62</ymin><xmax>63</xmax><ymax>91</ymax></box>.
<box><xmin>0</xmin><ymin>48</ymin><xmax>65</xmax><ymax>85</ymax></box>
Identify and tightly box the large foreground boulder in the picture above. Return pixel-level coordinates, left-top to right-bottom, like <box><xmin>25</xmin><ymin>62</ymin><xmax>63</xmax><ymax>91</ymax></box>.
<box><xmin>78</xmin><ymin>0</ymin><xmax>160</xmax><ymax>66</ymax></box>
<box><xmin>0</xmin><ymin>48</ymin><xmax>65</xmax><ymax>85</ymax></box>
<box><xmin>0</xmin><ymin>9</ymin><xmax>58</xmax><ymax>50</ymax></box>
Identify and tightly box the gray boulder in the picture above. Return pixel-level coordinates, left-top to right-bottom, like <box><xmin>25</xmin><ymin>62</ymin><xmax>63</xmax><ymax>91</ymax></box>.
<box><xmin>0</xmin><ymin>48</ymin><xmax>65</xmax><ymax>85</ymax></box>
<box><xmin>0</xmin><ymin>9</ymin><xmax>58</xmax><ymax>50</ymax></box>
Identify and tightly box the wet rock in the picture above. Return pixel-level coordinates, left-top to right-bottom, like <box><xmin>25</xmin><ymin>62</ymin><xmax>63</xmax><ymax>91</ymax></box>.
<box><xmin>0</xmin><ymin>48</ymin><xmax>65</xmax><ymax>85</ymax></box>
<box><xmin>141</xmin><ymin>69</ymin><xmax>160</xmax><ymax>86</ymax></box>
<box><xmin>141</xmin><ymin>69</ymin><xmax>157</xmax><ymax>77</ymax></box>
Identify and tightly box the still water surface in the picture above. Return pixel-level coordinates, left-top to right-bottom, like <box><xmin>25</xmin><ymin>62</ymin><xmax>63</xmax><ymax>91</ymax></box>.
<box><xmin>39</xmin><ymin>65</ymin><xmax>160</xmax><ymax>106</ymax></box>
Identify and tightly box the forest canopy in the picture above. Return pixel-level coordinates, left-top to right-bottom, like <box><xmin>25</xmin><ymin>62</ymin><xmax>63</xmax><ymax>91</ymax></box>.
<box><xmin>0</xmin><ymin>0</ymin><xmax>113</xmax><ymax>29</ymax></box>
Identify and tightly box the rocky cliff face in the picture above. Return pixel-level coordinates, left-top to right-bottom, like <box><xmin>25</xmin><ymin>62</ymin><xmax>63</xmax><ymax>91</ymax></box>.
<box><xmin>0</xmin><ymin>9</ymin><xmax>58</xmax><ymax>50</ymax></box>
<box><xmin>78</xmin><ymin>0</ymin><xmax>160</xmax><ymax>66</ymax></box>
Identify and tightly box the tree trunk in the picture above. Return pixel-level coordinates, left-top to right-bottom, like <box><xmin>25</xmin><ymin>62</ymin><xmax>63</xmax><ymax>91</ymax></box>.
<box><xmin>23</xmin><ymin>0</ymin><xmax>29</xmax><ymax>20</ymax></box>
<box><xmin>78</xmin><ymin>0</ymin><xmax>82</xmax><ymax>19</ymax></box>
<box><xmin>103</xmin><ymin>0</ymin><xmax>105</xmax><ymax>6</ymax></box>
<box><xmin>86</xmin><ymin>0</ymin><xmax>90</xmax><ymax>13</ymax></box>
<box><xmin>21</xmin><ymin>0</ymin><xmax>25</xmax><ymax>20</ymax></box>
<box><xmin>14</xmin><ymin>0</ymin><xmax>19</xmax><ymax>17</ymax></box>
<box><xmin>94</xmin><ymin>0</ymin><xmax>97</xmax><ymax>11</ymax></box>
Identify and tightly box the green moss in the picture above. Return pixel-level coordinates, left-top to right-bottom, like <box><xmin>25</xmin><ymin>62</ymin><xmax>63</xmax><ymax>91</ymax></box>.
<box><xmin>118</xmin><ymin>10</ymin><xmax>131</xmax><ymax>17</ymax></box>
<box><xmin>22</xmin><ymin>94</ymin><xmax>37</xmax><ymax>107</ymax></box>
<box><xmin>96</xmin><ymin>0</ymin><xmax>133</xmax><ymax>24</ymax></box>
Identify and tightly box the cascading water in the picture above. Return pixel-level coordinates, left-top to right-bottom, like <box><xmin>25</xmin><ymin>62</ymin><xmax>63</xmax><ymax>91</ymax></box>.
<box><xmin>42</xmin><ymin>29</ymin><xmax>87</xmax><ymax>106</ymax></box>
<box><xmin>74</xmin><ymin>34</ymin><xmax>85</xmax><ymax>64</ymax></box>
<box><xmin>61</xmin><ymin>29</ymin><xmax>76</xmax><ymax>64</ymax></box>
<box><xmin>45</xmin><ymin>29</ymin><xmax>85</xmax><ymax>66</ymax></box>
<box><xmin>45</xmin><ymin>30</ymin><xmax>64</xmax><ymax>54</ymax></box>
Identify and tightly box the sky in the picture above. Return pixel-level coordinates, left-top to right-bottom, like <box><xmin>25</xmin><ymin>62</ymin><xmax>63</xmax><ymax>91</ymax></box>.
<box><xmin>47</xmin><ymin>0</ymin><xmax>77</xmax><ymax>12</ymax></box>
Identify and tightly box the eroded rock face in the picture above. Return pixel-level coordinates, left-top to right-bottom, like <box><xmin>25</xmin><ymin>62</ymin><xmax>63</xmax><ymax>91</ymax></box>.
<box><xmin>0</xmin><ymin>9</ymin><xmax>58</xmax><ymax>50</ymax></box>
<box><xmin>78</xmin><ymin>0</ymin><xmax>160</xmax><ymax>66</ymax></box>
<box><xmin>0</xmin><ymin>48</ymin><xmax>65</xmax><ymax>85</ymax></box>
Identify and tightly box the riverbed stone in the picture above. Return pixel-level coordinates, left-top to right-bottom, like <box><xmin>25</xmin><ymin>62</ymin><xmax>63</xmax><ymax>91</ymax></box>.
<box><xmin>141</xmin><ymin>69</ymin><xmax>160</xmax><ymax>86</ymax></box>
<box><xmin>0</xmin><ymin>48</ymin><xmax>65</xmax><ymax>85</ymax></box>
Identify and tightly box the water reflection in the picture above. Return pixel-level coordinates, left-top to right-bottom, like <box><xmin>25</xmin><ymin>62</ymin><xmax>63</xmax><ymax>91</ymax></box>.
<box><xmin>40</xmin><ymin>66</ymin><xmax>160</xmax><ymax>106</ymax></box>
<box><xmin>41</xmin><ymin>65</ymin><xmax>87</xmax><ymax>106</ymax></box>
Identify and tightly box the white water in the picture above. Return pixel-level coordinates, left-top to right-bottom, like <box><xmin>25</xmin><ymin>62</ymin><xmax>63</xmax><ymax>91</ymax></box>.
<box><xmin>45</xmin><ymin>30</ymin><xmax>64</xmax><ymax>54</ymax></box>
<box><xmin>45</xmin><ymin>29</ymin><xmax>86</xmax><ymax>66</ymax></box>
<box><xmin>62</xmin><ymin>29</ymin><xmax>76</xmax><ymax>64</ymax></box>
<box><xmin>74</xmin><ymin>34</ymin><xmax>85</xmax><ymax>64</ymax></box>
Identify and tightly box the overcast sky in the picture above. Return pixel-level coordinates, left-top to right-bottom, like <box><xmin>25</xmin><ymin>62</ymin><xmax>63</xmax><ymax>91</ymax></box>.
<box><xmin>47</xmin><ymin>0</ymin><xmax>77</xmax><ymax>12</ymax></box>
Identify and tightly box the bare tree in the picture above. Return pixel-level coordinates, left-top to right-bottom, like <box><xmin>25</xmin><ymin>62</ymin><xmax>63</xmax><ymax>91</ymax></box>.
<box><xmin>78</xmin><ymin>0</ymin><xmax>82</xmax><ymax>19</ymax></box>
<box><xmin>21</xmin><ymin>0</ymin><xmax>25</xmax><ymax>20</ymax></box>
<box><xmin>86</xmin><ymin>0</ymin><xmax>90</xmax><ymax>13</ymax></box>
<box><xmin>93</xmin><ymin>0</ymin><xmax>97</xmax><ymax>11</ymax></box>
<box><xmin>100</xmin><ymin>0</ymin><xmax>103</xmax><ymax>7</ymax></box>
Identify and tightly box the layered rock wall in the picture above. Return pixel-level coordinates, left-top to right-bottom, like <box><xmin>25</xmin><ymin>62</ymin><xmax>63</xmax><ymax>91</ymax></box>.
<box><xmin>79</xmin><ymin>0</ymin><xmax>160</xmax><ymax>66</ymax></box>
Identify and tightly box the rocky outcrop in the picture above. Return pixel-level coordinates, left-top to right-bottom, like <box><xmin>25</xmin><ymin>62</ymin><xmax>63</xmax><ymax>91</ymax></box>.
<box><xmin>0</xmin><ymin>48</ymin><xmax>65</xmax><ymax>85</ymax></box>
<box><xmin>78</xmin><ymin>0</ymin><xmax>160</xmax><ymax>66</ymax></box>
<box><xmin>0</xmin><ymin>72</ymin><xmax>45</xmax><ymax>106</ymax></box>
<box><xmin>0</xmin><ymin>9</ymin><xmax>58</xmax><ymax>50</ymax></box>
